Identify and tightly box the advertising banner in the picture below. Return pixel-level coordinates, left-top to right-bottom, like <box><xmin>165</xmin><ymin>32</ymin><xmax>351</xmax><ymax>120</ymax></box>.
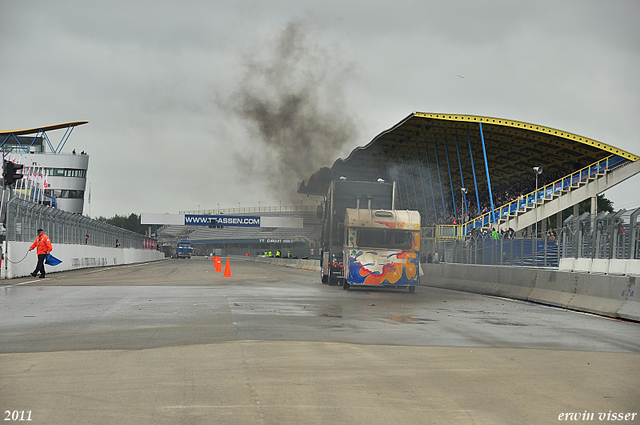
<box><xmin>184</xmin><ymin>214</ymin><xmax>261</xmax><ymax>227</ymax></box>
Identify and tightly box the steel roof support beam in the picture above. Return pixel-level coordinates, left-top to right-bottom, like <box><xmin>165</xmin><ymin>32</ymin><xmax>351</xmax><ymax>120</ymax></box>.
<box><xmin>408</xmin><ymin>154</ymin><xmax>420</xmax><ymax>217</ymax></box>
<box><xmin>0</xmin><ymin>133</ymin><xmax>27</xmax><ymax>152</ymax></box>
<box><xmin>424</xmin><ymin>146</ymin><xmax>438</xmax><ymax>222</ymax></box>
<box><xmin>479</xmin><ymin>123</ymin><xmax>496</xmax><ymax>224</ymax></box>
<box><xmin>0</xmin><ymin>124</ymin><xmax>78</xmax><ymax>154</ymax></box>
<box><xmin>444</xmin><ymin>136</ymin><xmax>457</xmax><ymax>220</ymax></box>
<box><xmin>416</xmin><ymin>152</ymin><xmax>430</xmax><ymax>224</ymax></box>
<box><xmin>40</xmin><ymin>130</ymin><xmax>55</xmax><ymax>153</ymax></box>
<box><xmin>51</xmin><ymin>124</ymin><xmax>77</xmax><ymax>153</ymax></box>
<box><xmin>401</xmin><ymin>156</ymin><xmax>412</xmax><ymax>209</ymax></box>
<box><xmin>394</xmin><ymin>160</ymin><xmax>405</xmax><ymax>209</ymax></box>
<box><xmin>455</xmin><ymin>135</ymin><xmax>467</xmax><ymax>217</ymax></box>
<box><xmin>433</xmin><ymin>141</ymin><xmax>447</xmax><ymax>219</ymax></box>
<box><xmin>467</xmin><ymin>129</ymin><xmax>482</xmax><ymax>217</ymax></box>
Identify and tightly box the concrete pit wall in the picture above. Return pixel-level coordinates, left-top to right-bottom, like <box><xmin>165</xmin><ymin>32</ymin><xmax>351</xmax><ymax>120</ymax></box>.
<box><xmin>247</xmin><ymin>257</ymin><xmax>639</xmax><ymax>321</ymax></box>
<box><xmin>3</xmin><ymin>241</ymin><xmax>165</xmax><ymax>279</ymax></box>
<box><xmin>423</xmin><ymin>263</ymin><xmax>639</xmax><ymax>322</ymax></box>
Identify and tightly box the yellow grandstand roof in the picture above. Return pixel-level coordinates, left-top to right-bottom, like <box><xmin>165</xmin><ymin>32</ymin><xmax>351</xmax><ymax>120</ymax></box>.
<box><xmin>0</xmin><ymin>121</ymin><xmax>88</xmax><ymax>136</ymax></box>
<box><xmin>300</xmin><ymin>112</ymin><xmax>638</xmax><ymax>196</ymax></box>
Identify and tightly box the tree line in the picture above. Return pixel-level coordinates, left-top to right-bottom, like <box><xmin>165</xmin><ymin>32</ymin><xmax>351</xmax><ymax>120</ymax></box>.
<box><xmin>96</xmin><ymin>213</ymin><xmax>147</xmax><ymax>235</ymax></box>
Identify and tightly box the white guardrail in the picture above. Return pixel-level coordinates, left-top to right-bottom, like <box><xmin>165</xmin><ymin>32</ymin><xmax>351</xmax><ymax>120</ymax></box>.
<box><xmin>2</xmin><ymin>241</ymin><xmax>164</xmax><ymax>279</ymax></box>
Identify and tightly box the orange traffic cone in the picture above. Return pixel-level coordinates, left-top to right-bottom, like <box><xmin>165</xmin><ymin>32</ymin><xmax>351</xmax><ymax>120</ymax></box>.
<box><xmin>215</xmin><ymin>257</ymin><xmax>222</xmax><ymax>272</ymax></box>
<box><xmin>223</xmin><ymin>257</ymin><xmax>232</xmax><ymax>277</ymax></box>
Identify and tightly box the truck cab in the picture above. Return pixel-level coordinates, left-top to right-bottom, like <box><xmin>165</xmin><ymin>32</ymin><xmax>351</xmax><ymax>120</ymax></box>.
<box><xmin>319</xmin><ymin>179</ymin><xmax>395</xmax><ymax>286</ymax></box>
<box><xmin>343</xmin><ymin>208</ymin><xmax>421</xmax><ymax>292</ymax></box>
<box><xmin>176</xmin><ymin>239</ymin><xmax>193</xmax><ymax>259</ymax></box>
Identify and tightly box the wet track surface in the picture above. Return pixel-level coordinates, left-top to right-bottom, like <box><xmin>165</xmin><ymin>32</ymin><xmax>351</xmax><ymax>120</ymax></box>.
<box><xmin>1</xmin><ymin>257</ymin><xmax>638</xmax><ymax>354</ymax></box>
<box><xmin>1</xmin><ymin>257</ymin><xmax>639</xmax><ymax>424</ymax></box>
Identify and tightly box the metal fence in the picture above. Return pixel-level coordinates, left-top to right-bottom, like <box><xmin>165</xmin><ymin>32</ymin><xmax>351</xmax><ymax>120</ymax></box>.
<box><xmin>421</xmin><ymin>208</ymin><xmax>640</xmax><ymax>267</ymax></box>
<box><xmin>561</xmin><ymin>208</ymin><xmax>640</xmax><ymax>260</ymax></box>
<box><xmin>4</xmin><ymin>196</ymin><xmax>151</xmax><ymax>249</ymax></box>
<box><xmin>422</xmin><ymin>232</ymin><xmax>560</xmax><ymax>267</ymax></box>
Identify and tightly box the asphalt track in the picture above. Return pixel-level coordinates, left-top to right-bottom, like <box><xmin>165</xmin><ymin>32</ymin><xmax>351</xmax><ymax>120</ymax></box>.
<box><xmin>0</xmin><ymin>257</ymin><xmax>638</xmax><ymax>424</ymax></box>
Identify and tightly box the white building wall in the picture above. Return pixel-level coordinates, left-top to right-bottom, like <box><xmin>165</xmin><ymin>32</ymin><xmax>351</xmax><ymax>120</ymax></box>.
<box><xmin>20</xmin><ymin>152</ymin><xmax>89</xmax><ymax>214</ymax></box>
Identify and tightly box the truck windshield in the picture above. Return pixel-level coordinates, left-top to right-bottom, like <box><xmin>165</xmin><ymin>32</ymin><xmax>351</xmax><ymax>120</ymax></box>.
<box><xmin>356</xmin><ymin>229</ymin><xmax>413</xmax><ymax>249</ymax></box>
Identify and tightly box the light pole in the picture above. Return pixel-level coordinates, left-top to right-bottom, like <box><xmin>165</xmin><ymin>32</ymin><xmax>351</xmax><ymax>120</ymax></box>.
<box><xmin>460</xmin><ymin>187</ymin><xmax>468</xmax><ymax>222</ymax></box>
<box><xmin>533</xmin><ymin>167</ymin><xmax>543</xmax><ymax>238</ymax></box>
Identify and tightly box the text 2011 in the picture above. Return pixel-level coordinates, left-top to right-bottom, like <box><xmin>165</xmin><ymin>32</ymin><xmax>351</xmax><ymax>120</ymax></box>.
<box><xmin>4</xmin><ymin>411</ymin><xmax>32</xmax><ymax>421</ymax></box>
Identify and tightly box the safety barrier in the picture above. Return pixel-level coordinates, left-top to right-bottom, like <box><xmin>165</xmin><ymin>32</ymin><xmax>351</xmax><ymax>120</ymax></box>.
<box><xmin>423</xmin><ymin>262</ymin><xmax>639</xmax><ymax>322</ymax></box>
<box><xmin>559</xmin><ymin>258</ymin><xmax>640</xmax><ymax>276</ymax></box>
<box><xmin>2</xmin><ymin>241</ymin><xmax>164</xmax><ymax>279</ymax></box>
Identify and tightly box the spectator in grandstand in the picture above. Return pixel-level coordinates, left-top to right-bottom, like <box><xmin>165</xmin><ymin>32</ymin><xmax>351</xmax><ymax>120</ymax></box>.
<box><xmin>426</xmin><ymin>251</ymin><xmax>433</xmax><ymax>263</ymax></box>
<box><xmin>29</xmin><ymin>229</ymin><xmax>52</xmax><ymax>279</ymax></box>
<box><xmin>432</xmin><ymin>251</ymin><xmax>440</xmax><ymax>263</ymax></box>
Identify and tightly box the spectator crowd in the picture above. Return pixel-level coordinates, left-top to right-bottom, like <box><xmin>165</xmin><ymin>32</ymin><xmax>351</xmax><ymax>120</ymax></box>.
<box><xmin>420</xmin><ymin>168</ymin><xmax>571</xmax><ymax>227</ymax></box>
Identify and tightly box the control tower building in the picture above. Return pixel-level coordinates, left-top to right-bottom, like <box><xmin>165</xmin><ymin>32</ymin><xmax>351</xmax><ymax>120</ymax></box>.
<box><xmin>0</xmin><ymin>121</ymin><xmax>89</xmax><ymax>214</ymax></box>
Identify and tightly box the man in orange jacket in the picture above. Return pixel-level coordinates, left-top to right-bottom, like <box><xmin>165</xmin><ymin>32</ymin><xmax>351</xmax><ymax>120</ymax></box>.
<box><xmin>29</xmin><ymin>228</ymin><xmax>53</xmax><ymax>279</ymax></box>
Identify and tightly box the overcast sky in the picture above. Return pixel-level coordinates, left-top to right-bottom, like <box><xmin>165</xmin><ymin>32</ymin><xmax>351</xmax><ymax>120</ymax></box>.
<box><xmin>1</xmin><ymin>1</ymin><xmax>639</xmax><ymax>218</ymax></box>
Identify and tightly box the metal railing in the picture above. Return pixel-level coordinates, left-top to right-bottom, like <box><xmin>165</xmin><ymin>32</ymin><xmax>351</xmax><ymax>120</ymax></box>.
<box><xmin>421</xmin><ymin>208</ymin><xmax>640</xmax><ymax>267</ymax></box>
<box><xmin>462</xmin><ymin>155</ymin><xmax>626</xmax><ymax>235</ymax></box>
<box><xmin>4</xmin><ymin>196</ymin><xmax>154</xmax><ymax>249</ymax></box>
<box><xmin>422</xmin><ymin>231</ymin><xmax>560</xmax><ymax>267</ymax></box>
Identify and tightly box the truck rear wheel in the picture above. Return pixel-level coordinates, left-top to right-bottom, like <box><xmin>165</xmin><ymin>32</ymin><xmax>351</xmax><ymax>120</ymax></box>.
<box><xmin>408</xmin><ymin>286</ymin><xmax>416</xmax><ymax>294</ymax></box>
<box><xmin>342</xmin><ymin>279</ymin><xmax>349</xmax><ymax>290</ymax></box>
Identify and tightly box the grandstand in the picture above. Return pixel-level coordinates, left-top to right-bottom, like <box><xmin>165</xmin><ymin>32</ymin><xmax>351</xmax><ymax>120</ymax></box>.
<box><xmin>157</xmin><ymin>208</ymin><xmax>322</xmax><ymax>258</ymax></box>
<box><xmin>299</xmin><ymin>112</ymin><xmax>640</xmax><ymax>239</ymax></box>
